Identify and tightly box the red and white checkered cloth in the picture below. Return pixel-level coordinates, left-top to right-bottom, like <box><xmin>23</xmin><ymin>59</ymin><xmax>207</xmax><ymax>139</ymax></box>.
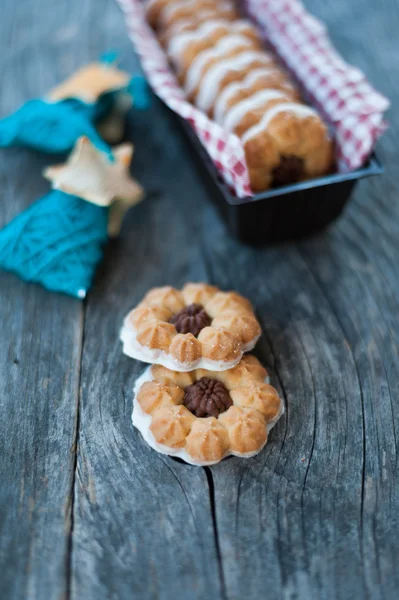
<box><xmin>117</xmin><ymin>0</ymin><xmax>389</xmax><ymax>198</ymax></box>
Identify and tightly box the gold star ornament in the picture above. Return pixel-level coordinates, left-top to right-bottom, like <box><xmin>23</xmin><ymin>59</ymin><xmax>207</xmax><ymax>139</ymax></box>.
<box><xmin>47</xmin><ymin>62</ymin><xmax>131</xmax><ymax>104</ymax></box>
<box><xmin>44</xmin><ymin>136</ymin><xmax>144</xmax><ymax>236</ymax></box>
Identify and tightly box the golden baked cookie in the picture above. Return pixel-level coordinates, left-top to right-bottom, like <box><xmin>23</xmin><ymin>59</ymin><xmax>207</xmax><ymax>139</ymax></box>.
<box><xmin>169</xmin><ymin>333</ymin><xmax>202</xmax><ymax>364</ymax></box>
<box><xmin>151</xmin><ymin>364</ymin><xmax>195</xmax><ymax>388</ymax></box>
<box><xmin>197</xmin><ymin>327</ymin><xmax>241</xmax><ymax>362</ymax></box>
<box><xmin>140</xmin><ymin>285</ymin><xmax>185</xmax><ymax>313</ymax></box>
<box><xmin>183</xmin><ymin>34</ymin><xmax>259</xmax><ymax>101</ymax></box>
<box><xmin>185</xmin><ymin>418</ymin><xmax>230</xmax><ymax>463</ymax></box>
<box><xmin>150</xmin><ymin>405</ymin><xmax>196</xmax><ymax>448</ymax></box>
<box><xmin>241</xmin><ymin>103</ymin><xmax>334</xmax><ymax>191</ymax></box>
<box><xmin>137</xmin><ymin>380</ymin><xmax>184</xmax><ymax>414</ymax></box>
<box><xmin>194</xmin><ymin>51</ymin><xmax>278</xmax><ymax>116</ymax></box>
<box><xmin>221</xmin><ymin>89</ymin><xmax>294</xmax><ymax>137</ymax></box>
<box><xmin>205</xmin><ymin>291</ymin><xmax>253</xmax><ymax>317</ymax></box>
<box><xmin>167</xmin><ymin>20</ymin><xmax>262</xmax><ymax>78</ymax></box>
<box><xmin>230</xmin><ymin>381</ymin><xmax>282</xmax><ymax>420</ymax></box>
<box><xmin>211</xmin><ymin>309</ymin><xmax>261</xmax><ymax>345</ymax></box>
<box><xmin>121</xmin><ymin>283</ymin><xmax>261</xmax><ymax>371</ymax></box>
<box><xmin>132</xmin><ymin>355</ymin><xmax>284</xmax><ymax>465</ymax></box>
<box><xmin>146</xmin><ymin>0</ymin><xmax>335</xmax><ymax>191</ymax></box>
<box><xmin>181</xmin><ymin>282</ymin><xmax>219</xmax><ymax>306</ymax></box>
<box><xmin>158</xmin><ymin>0</ymin><xmax>238</xmax><ymax>31</ymax></box>
<box><xmin>158</xmin><ymin>7</ymin><xmax>239</xmax><ymax>47</ymax></box>
<box><xmin>196</xmin><ymin>354</ymin><xmax>268</xmax><ymax>390</ymax></box>
<box><xmin>213</xmin><ymin>68</ymin><xmax>300</xmax><ymax>124</ymax></box>
<box><xmin>128</xmin><ymin>305</ymin><xmax>172</xmax><ymax>329</ymax></box>
<box><xmin>145</xmin><ymin>0</ymin><xmax>171</xmax><ymax>28</ymax></box>
<box><xmin>136</xmin><ymin>321</ymin><xmax>177</xmax><ymax>352</ymax></box>
<box><xmin>218</xmin><ymin>406</ymin><xmax>267</xmax><ymax>454</ymax></box>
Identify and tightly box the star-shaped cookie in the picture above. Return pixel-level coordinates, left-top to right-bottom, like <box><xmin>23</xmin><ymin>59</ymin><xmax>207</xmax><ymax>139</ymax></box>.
<box><xmin>44</xmin><ymin>136</ymin><xmax>143</xmax><ymax>235</ymax></box>
<box><xmin>47</xmin><ymin>62</ymin><xmax>131</xmax><ymax>104</ymax></box>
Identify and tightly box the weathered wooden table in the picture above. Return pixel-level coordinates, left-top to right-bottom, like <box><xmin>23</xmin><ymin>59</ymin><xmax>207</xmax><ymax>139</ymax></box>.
<box><xmin>1</xmin><ymin>1</ymin><xmax>398</xmax><ymax>598</ymax></box>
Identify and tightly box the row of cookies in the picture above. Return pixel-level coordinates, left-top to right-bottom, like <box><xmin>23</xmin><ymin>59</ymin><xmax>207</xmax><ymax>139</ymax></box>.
<box><xmin>122</xmin><ymin>283</ymin><xmax>284</xmax><ymax>465</ymax></box>
<box><xmin>145</xmin><ymin>0</ymin><xmax>334</xmax><ymax>191</ymax></box>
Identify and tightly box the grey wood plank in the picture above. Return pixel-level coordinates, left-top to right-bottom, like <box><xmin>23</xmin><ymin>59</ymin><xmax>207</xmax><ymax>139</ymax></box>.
<box><xmin>208</xmin><ymin>239</ymin><xmax>398</xmax><ymax>600</ymax></box>
<box><xmin>72</xmin><ymin>0</ymin><xmax>399</xmax><ymax>596</ymax></box>
<box><xmin>0</xmin><ymin>3</ymin><xmax>86</xmax><ymax>599</ymax></box>
<box><xmin>0</xmin><ymin>280</ymin><xmax>82</xmax><ymax>600</ymax></box>
<box><xmin>0</xmin><ymin>0</ymin><xmax>121</xmax><ymax>597</ymax></box>
<box><xmin>70</xmin><ymin>4</ymin><xmax>224</xmax><ymax>596</ymax></box>
<box><xmin>207</xmin><ymin>0</ymin><xmax>399</xmax><ymax>598</ymax></box>
<box><xmin>71</xmin><ymin>145</ymin><xmax>223</xmax><ymax>599</ymax></box>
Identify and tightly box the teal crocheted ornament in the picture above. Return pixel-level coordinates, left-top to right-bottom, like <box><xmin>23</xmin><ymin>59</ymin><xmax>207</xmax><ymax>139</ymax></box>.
<box><xmin>0</xmin><ymin>49</ymin><xmax>150</xmax><ymax>154</ymax></box>
<box><xmin>0</xmin><ymin>99</ymin><xmax>111</xmax><ymax>155</ymax></box>
<box><xmin>0</xmin><ymin>190</ymin><xmax>109</xmax><ymax>298</ymax></box>
<box><xmin>128</xmin><ymin>76</ymin><xmax>151</xmax><ymax>111</ymax></box>
<box><xmin>0</xmin><ymin>53</ymin><xmax>149</xmax><ymax>298</ymax></box>
<box><xmin>99</xmin><ymin>51</ymin><xmax>151</xmax><ymax>111</ymax></box>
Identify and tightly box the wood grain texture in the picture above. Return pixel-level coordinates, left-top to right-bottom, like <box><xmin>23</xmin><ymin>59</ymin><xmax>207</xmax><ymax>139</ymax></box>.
<box><xmin>64</xmin><ymin>2</ymin><xmax>223</xmax><ymax>597</ymax></box>
<box><xmin>0</xmin><ymin>2</ymin><xmax>86</xmax><ymax>599</ymax></box>
<box><xmin>208</xmin><ymin>0</ymin><xmax>399</xmax><ymax>598</ymax></box>
<box><xmin>70</xmin><ymin>95</ymin><xmax>224</xmax><ymax>599</ymax></box>
<box><xmin>0</xmin><ymin>0</ymin><xmax>398</xmax><ymax>598</ymax></box>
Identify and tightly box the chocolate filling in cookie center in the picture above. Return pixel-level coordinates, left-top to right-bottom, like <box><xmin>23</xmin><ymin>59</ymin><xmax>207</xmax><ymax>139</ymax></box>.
<box><xmin>272</xmin><ymin>155</ymin><xmax>304</xmax><ymax>187</ymax></box>
<box><xmin>184</xmin><ymin>377</ymin><xmax>233</xmax><ymax>418</ymax></box>
<box><xmin>169</xmin><ymin>303</ymin><xmax>211</xmax><ymax>337</ymax></box>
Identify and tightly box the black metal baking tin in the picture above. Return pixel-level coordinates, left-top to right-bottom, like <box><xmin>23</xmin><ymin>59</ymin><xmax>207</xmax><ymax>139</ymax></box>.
<box><xmin>177</xmin><ymin>115</ymin><xmax>383</xmax><ymax>244</ymax></box>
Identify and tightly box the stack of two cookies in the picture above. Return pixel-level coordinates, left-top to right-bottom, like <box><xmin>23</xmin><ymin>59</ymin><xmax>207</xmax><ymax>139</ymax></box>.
<box><xmin>121</xmin><ymin>283</ymin><xmax>284</xmax><ymax>465</ymax></box>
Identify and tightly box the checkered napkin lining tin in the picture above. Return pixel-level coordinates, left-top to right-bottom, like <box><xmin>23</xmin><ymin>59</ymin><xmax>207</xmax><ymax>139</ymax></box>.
<box><xmin>117</xmin><ymin>0</ymin><xmax>389</xmax><ymax>198</ymax></box>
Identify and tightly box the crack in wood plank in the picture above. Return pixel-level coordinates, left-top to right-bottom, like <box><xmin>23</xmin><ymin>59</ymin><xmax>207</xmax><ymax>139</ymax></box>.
<box><xmin>65</xmin><ymin>307</ymin><xmax>85</xmax><ymax>600</ymax></box>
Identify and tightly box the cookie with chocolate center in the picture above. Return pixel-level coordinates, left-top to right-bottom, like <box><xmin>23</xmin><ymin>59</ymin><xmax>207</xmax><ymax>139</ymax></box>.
<box><xmin>184</xmin><ymin>377</ymin><xmax>232</xmax><ymax>418</ymax></box>
<box><xmin>132</xmin><ymin>355</ymin><xmax>284</xmax><ymax>465</ymax></box>
<box><xmin>169</xmin><ymin>303</ymin><xmax>211</xmax><ymax>337</ymax></box>
<box><xmin>121</xmin><ymin>283</ymin><xmax>261</xmax><ymax>371</ymax></box>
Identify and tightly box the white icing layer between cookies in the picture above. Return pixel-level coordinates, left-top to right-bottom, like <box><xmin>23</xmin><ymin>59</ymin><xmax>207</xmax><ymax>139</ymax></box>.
<box><xmin>233</xmin><ymin>20</ymin><xmax>259</xmax><ymax>37</ymax></box>
<box><xmin>132</xmin><ymin>366</ymin><xmax>284</xmax><ymax>466</ymax></box>
<box><xmin>167</xmin><ymin>21</ymin><xmax>229</xmax><ymax>63</ymax></box>
<box><xmin>167</xmin><ymin>19</ymin><xmax>258</xmax><ymax>66</ymax></box>
<box><xmin>213</xmin><ymin>67</ymin><xmax>283</xmax><ymax>123</ymax></box>
<box><xmin>161</xmin><ymin>0</ymin><xmax>234</xmax><ymax>28</ymax></box>
<box><xmin>160</xmin><ymin>0</ymin><xmax>202</xmax><ymax>26</ymax></box>
<box><xmin>120</xmin><ymin>321</ymin><xmax>261</xmax><ymax>372</ymax></box>
<box><xmin>241</xmin><ymin>102</ymin><xmax>320</xmax><ymax>143</ymax></box>
<box><xmin>223</xmin><ymin>89</ymin><xmax>290</xmax><ymax>132</ymax></box>
<box><xmin>165</xmin><ymin>15</ymin><xmax>254</xmax><ymax>43</ymax></box>
<box><xmin>196</xmin><ymin>51</ymin><xmax>276</xmax><ymax>112</ymax></box>
<box><xmin>184</xmin><ymin>34</ymin><xmax>253</xmax><ymax>96</ymax></box>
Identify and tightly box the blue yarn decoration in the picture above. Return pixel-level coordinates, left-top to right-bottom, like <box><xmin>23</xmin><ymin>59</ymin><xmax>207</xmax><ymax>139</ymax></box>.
<box><xmin>128</xmin><ymin>76</ymin><xmax>151</xmax><ymax>111</ymax></box>
<box><xmin>0</xmin><ymin>190</ymin><xmax>109</xmax><ymax>298</ymax></box>
<box><xmin>0</xmin><ymin>99</ymin><xmax>111</xmax><ymax>155</ymax></box>
<box><xmin>99</xmin><ymin>51</ymin><xmax>151</xmax><ymax>110</ymax></box>
<box><xmin>100</xmin><ymin>50</ymin><xmax>120</xmax><ymax>65</ymax></box>
<box><xmin>0</xmin><ymin>68</ymin><xmax>150</xmax><ymax>155</ymax></box>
